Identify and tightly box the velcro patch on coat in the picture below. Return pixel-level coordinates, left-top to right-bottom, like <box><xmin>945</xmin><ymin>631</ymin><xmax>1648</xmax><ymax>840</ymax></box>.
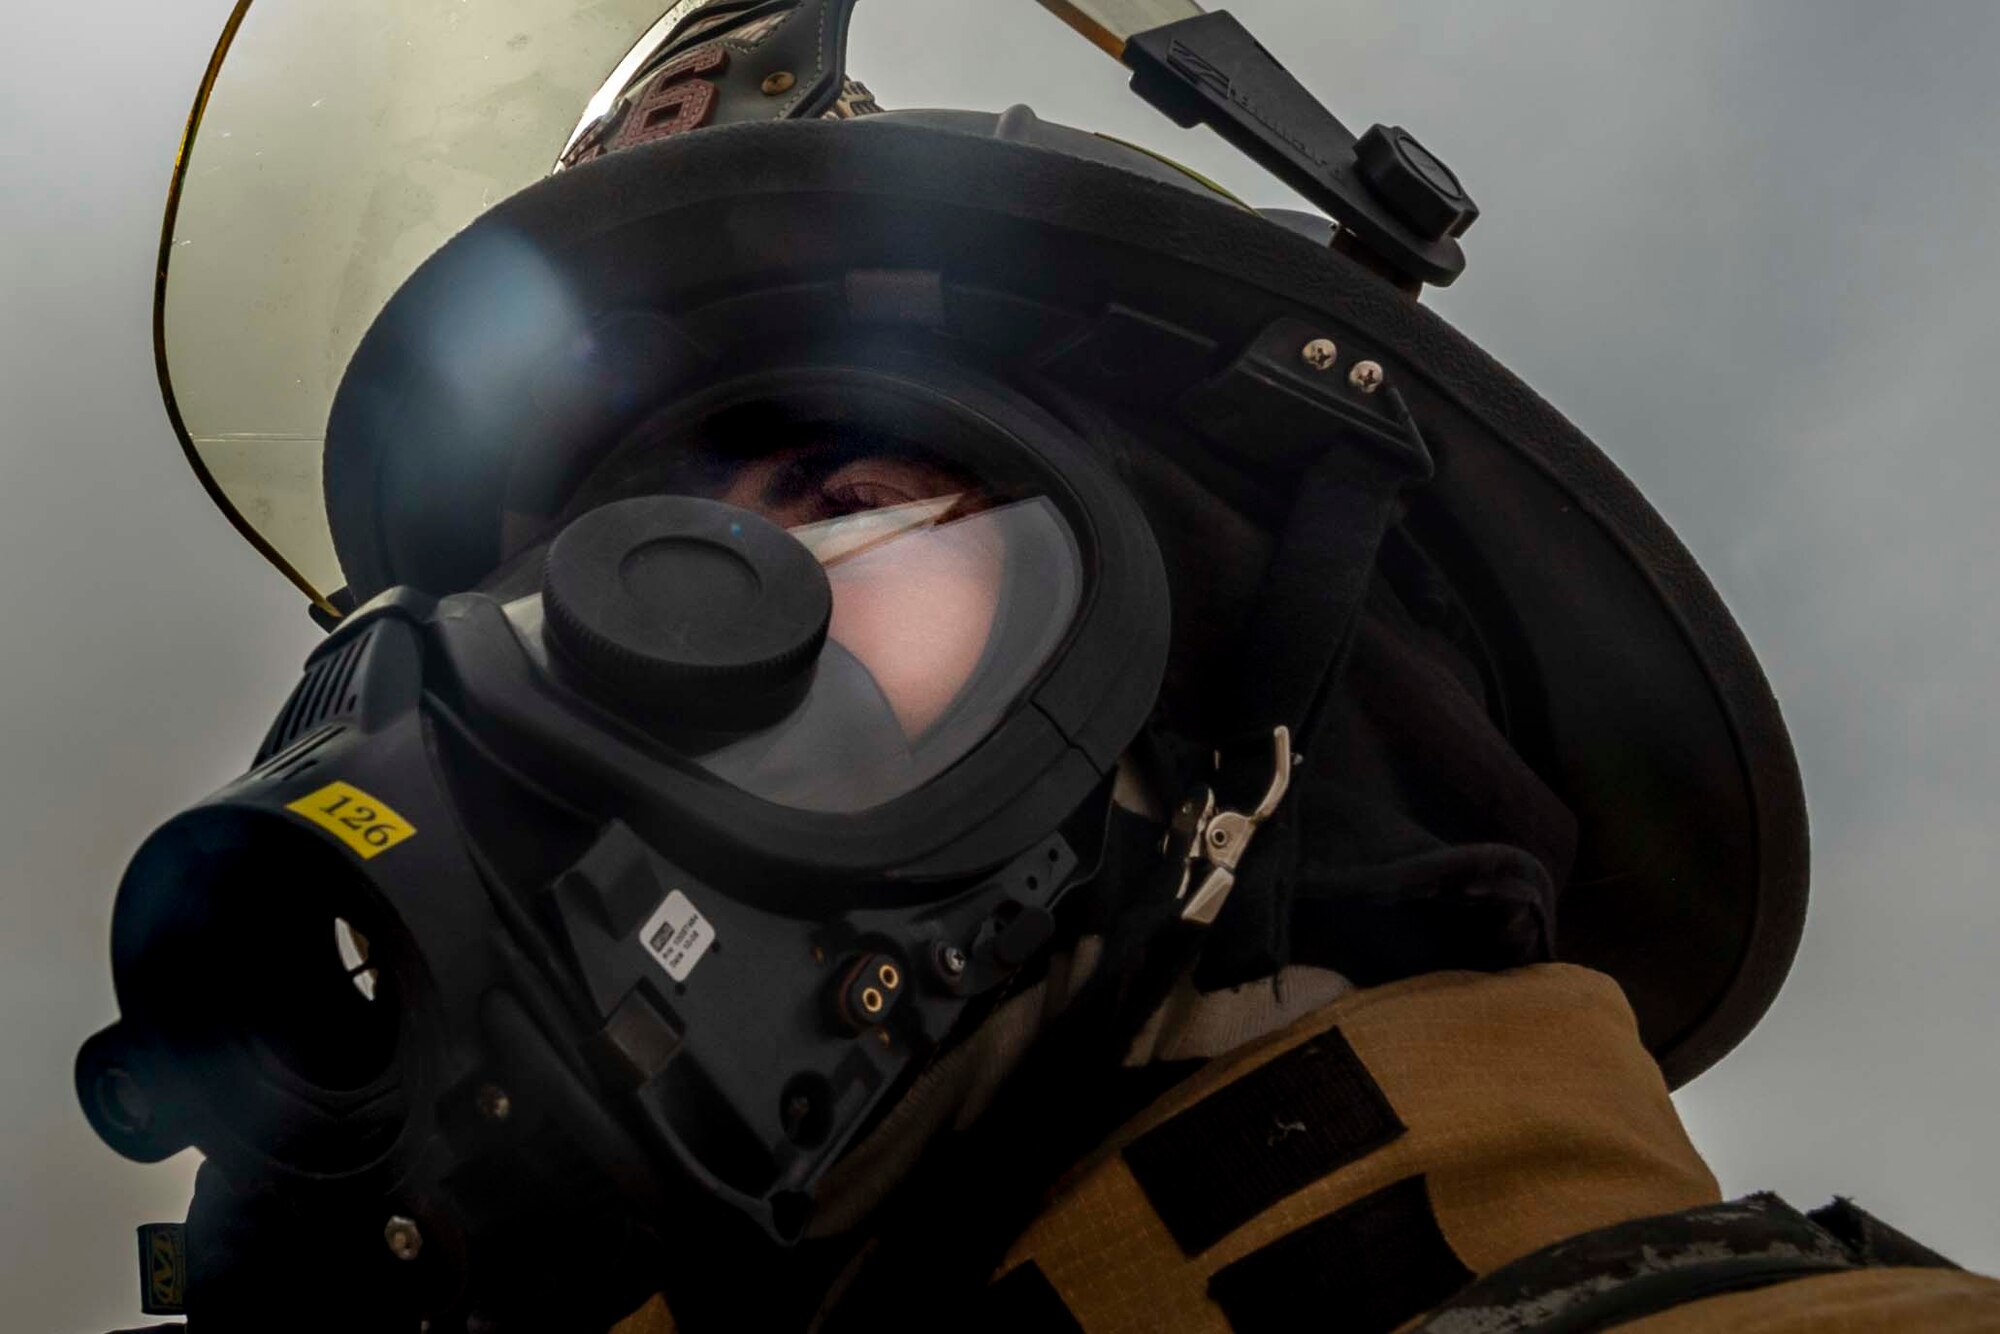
<box><xmin>1209</xmin><ymin>1175</ymin><xmax>1472</xmax><ymax>1334</ymax></box>
<box><xmin>1122</xmin><ymin>1025</ymin><xmax>1403</xmax><ymax>1254</ymax></box>
<box><xmin>979</xmin><ymin>1260</ymin><xmax>1085</xmax><ymax>1333</ymax></box>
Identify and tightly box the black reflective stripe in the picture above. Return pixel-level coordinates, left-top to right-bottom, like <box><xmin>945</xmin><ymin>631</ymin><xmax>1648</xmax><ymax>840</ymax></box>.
<box><xmin>1505</xmin><ymin>1257</ymin><xmax>1854</xmax><ymax>1334</ymax></box>
<box><xmin>1208</xmin><ymin>1175</ymin><xmax>1472</xmax><ymax>1334</ymax></box>
<box><xmin>1808</xmin><ymin>1197</ymin><xmax>1962</xmax><ymax>1271</ymax></box>
<box><xmin>979</xmin><ymin>1261</ymin><xmax>1084</xmax><ymax>1334</ymax></box>
<box><xmin>1409</xmin><ymin>1192</ymin><xmax>1963</xmax><ymax>1334</ymax></box>
<box><xmin>1122</xmin><ymin>1025</ymin><xmax>1403</xmax><ymax>1255</ymax></box>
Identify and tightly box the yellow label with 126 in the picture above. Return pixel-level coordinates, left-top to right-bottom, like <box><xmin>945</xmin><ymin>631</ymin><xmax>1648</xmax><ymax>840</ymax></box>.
<box><xmin>286</xmin><ymin>781</ymin><xmax>417</xmax><ymax>860</ymax></box>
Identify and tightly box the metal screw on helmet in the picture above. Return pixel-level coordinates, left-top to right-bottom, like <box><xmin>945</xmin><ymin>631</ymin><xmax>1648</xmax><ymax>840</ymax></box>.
<box><xmin>475</xmin><ymin>1084</ymin><xmax>511</xmax><ymax>1122</ymax></box>
<box><xmin>384</xmin><ymin>1216</ymin><xmax>423</xmax><ymax>1262</ymax></box>
<box><xmin>1300</xmin><ymin>338</ymin><xmax>1339</xmax><ymax>372</ymax></box>
<box><xmin>1350</xmin><ymin>360</ymin><xmax>1385</xmax><ymax>393</ymax></box>
<box><xmin>761</xmin><ymin>71</ymin><xmax>796</xmax><ymax>96</ymax></box>
<box><xmin>938</xmin><ymin>944</ymin><xmax>968</xmax><ymax>977</ymax></box>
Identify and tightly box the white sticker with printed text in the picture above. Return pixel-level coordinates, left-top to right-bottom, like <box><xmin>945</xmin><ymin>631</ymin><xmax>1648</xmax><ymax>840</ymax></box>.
<box><xmin>639</xmin><ymin>890</ymin><xmax>714</xmax><ymax>983</ymax></box>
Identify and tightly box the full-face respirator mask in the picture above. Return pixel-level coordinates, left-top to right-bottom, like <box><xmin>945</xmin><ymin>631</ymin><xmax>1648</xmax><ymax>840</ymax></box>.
<box><xmin>79</xmin><ymin>350</ymin><xmax>1178</xmax><ymax>1323</ymax></box>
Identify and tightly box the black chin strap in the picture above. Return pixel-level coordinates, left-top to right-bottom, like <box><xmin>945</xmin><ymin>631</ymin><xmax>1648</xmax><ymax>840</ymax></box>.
<box><xmin>1194</xmin><ymin>386</ymin><xmax>1435</xmax><ymax>988</ymax></box>
<box><xmin>1221</xmin><ymin>387</ymin><xmax>1433</xmax><ymax>754</ymax></box>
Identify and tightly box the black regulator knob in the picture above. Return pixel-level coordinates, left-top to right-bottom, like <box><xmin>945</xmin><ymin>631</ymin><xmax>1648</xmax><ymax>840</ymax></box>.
<box><xmin>1355</xmin><ymin>124</ymin><xmax>1480</xmax><ymax>243</ymax></box>
<box><xmin>541</xmin><ymin>496</ymin><xmax>831</xmax><ymax>729</ymax></box>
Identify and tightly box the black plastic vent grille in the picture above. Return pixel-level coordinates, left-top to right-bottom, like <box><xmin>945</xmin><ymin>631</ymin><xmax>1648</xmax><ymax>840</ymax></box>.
<box><xmin>253</xmin><ymin>723</ymin><xmax>345</xmax><ymax>784</ymax></box>
<box><xmin>256</xmin><ymin>627</ymin><xmax>377</xmax><ymax>764</ymax></box>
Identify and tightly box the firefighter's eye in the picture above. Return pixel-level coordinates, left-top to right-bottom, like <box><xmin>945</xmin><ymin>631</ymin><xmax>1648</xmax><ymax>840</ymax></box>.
<box><xmin>819</xmin><ymin>474</ymin><xmax>921</xmax><ymax>517</ymax></box>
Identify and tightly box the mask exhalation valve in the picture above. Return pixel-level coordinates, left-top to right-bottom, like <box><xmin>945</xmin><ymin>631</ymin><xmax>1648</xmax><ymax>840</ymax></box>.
<box><xmin>540</xmin><ymin>495</ymin><xmax>833</xmax><ymax>731</ymax></box>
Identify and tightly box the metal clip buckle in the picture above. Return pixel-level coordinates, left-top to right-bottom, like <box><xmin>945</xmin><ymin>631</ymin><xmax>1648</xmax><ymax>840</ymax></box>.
<box><xmin>1175</xmin><ymin>726</ymin><xmax>1294</xmax><ymax>925</ymax></box>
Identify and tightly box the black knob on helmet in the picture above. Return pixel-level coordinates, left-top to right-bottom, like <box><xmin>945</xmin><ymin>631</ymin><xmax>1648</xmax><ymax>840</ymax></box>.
<box><xmin>1355</xmin><ymin>123</ymin><xmax>1480</xmax><ymax>242</ymax></box>
<box><xmin>541</xmin><ymin>496</ymin><xmax>832</xmax><ymax>730</ymax></box>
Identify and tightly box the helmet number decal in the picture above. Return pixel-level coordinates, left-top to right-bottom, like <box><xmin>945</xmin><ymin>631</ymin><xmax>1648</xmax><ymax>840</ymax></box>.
<box><xmin>566</xmin><ymin>45</ymin><xmax>728</xmax><ymax>166</ymax></box>
<box><xmin>286</xmin><ymin>781</ymin><xmax>417</xmax><ymax>861</ymax></box>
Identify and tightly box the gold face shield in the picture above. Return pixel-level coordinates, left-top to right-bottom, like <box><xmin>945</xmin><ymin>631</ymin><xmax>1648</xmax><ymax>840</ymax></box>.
<box><xmin>153</xmin><ymin>0</ymin><xmax>1203</xmax><ymax>615</ymax></box>
<box><xmin>158</xmin><ymin>1</ymin><xmax>684</xmax><ymax>611</ymax></box>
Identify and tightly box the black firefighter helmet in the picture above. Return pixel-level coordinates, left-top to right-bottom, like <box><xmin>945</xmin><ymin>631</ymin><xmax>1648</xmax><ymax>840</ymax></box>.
<box><xmin>135</xmin><ymin>0</ymin><xmax>1800</xmax><ymax>1195</ymax></box>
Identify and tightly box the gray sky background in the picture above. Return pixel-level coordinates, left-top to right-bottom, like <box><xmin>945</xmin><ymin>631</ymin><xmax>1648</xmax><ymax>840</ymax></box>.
<box><xmin>5</xmin><ymin>2</ymin><xmax>1997</xmax><ymax>1328</ymax></box>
